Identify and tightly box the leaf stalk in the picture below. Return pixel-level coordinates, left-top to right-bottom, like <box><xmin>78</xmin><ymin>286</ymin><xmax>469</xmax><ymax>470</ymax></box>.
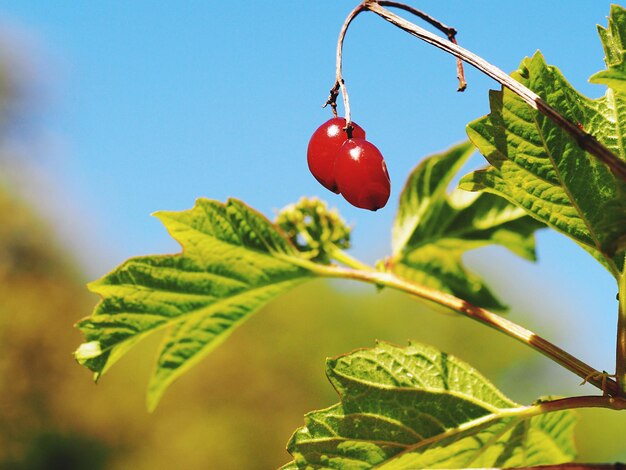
<box><xmin>362</xmin><ymin>0</ymin><xmax>626</xmax><ymax>182</ymax></box>
<box><xmin>382</xmin><ymin>395</ymin><xmax>625</xmax><ymax>467</ymax></box>
<box><xmin>328</xmin><ymin>1</ymin><xmax>466</xmax><ymax>128</ymax></box>
<box><xmin>300</xmin><ymin>259</ymin><xmax>620</xmax><ymax>397</ymax></box>
<box><xmin>329</xmin><ymin>246</ymin><xmax>375</xmax><ymax>272</ymax></box>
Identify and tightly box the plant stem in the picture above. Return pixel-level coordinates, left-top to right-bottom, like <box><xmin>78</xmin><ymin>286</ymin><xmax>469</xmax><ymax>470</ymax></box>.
<box><xmin>299</xmin><ymin>260</ymin><xmax>620</xmax><ymax>396</ymax></box>
<box><xmin>330</xmin><ymin>247</ymin><xmax>375</xmax><ymax>272</ymax></box>
<box><xmin>617</xmin><ymin>264</ymin><xmax>626</xmax><ymax>395</ymax></box>
<box><xmin>363</xmin><ymin>0</ymin><xmax>626</xmax><ymax>183</ymax></box>
<box><xmin>389</xmin><ymin>394</ymin><xmax>625</xmax><ymax>465</ymax></box>
<box><xmin>377</xmin><ymin>0</ymin><xmax>466</xmax><ymax>90</ymax></box>
<box><xmin>327</xmin><ymin>1</ymin><xmax>466</xmax><ymax>127</ymax></box>
<box><xmin>326</xmin><ymin>3</ymin><xmax>367</xmax><ymax>125</ymax></box>
<box><xmin>533</xmin><ymin>394</ymin><xmax>626</xmax><ymax>413</ymax></box>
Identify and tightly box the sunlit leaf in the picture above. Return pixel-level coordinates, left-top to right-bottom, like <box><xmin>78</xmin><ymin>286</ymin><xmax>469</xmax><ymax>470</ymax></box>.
<box><xmin>462</xmin><ymin>48</ymin><xmax>626</xmax><ymax>277</ymax></box>
<box><xmin>590</xmin><ymin>5</ymin><xmax>626</xmax><ymax>93</ymax></box>
<box><xmin>390</xmin><ymin>142</ymin><xmax>543</xmax><ymax>310</ymax></box>
<box><xmin>75</xmin><ymin>198</ymin><xmax>315</xmax><ymax>410</ymax></box>
<box><xmin>377</xmin><ymin>410</ymin><xmax>576</xmax><ymax>469</ymax></box>
<box><xmin>285</xmin><ymin>342</ymin><xmax>576</xmax><ymax>469</ymax></box>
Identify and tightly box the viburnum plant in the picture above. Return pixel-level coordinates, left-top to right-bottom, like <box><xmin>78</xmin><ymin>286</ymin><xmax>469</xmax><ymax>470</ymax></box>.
<box><xmin>75</xmin><ymin>2</ymin><xmax>626</xmax><ymax>468</ymax></box>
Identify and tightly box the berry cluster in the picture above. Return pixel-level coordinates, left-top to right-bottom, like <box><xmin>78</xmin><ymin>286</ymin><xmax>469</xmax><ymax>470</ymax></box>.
<box><xmin>307</xmin><ymin>117</ymin><xmax>391</xmax><ymax>211</ymax></box>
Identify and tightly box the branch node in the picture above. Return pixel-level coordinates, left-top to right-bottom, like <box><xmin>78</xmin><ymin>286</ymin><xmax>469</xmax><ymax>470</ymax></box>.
<box><xmin>580</xmin><ymin>371</ymin><xmax>618</xmax><ymax>396</ymax></box>
<box><xmin>365</xmin><ymin>1</ymin><xmax>626</xmax><ymax>182</ymax></box>
<box><xmin>323</xmin><ymin>82</ymin><xmax>341</xmax><ymax>117</ymax></box>
<box><xmin>344</xmin><ymin>124</ymin><xmax>354</xmax><ymax>139</ymax></box>
<box><xmin>377</xmin><ymin>0</ymin><xmax>467</xmax><ymax>92</ymax></box>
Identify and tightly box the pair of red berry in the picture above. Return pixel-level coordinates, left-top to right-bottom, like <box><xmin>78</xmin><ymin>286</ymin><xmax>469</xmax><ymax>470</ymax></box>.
<box><xmin>307</xmin><ymin>117</ymin><xmax>391</xmax><ymax>211</ymax></box>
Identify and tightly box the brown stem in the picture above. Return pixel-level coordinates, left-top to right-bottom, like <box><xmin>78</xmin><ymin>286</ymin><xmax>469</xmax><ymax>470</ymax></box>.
<box><xmin>364</xmin><ymin>0</ymin><xmax>626</xmax><ymax>183</ymax></box>
<box><xmin>326</xmin><ymin>3</ymin><xmax>368</xmax><ymax>127</ymax></box>
<box><xmin>505</xmin><ymin>397</ymin><xmax>626</xmax><ymax>468</ymax></box>
<box><xmin>309</xmin><ymin>263</ymin><xmax>620</xmax><ymax>397</ymax></box>
<box><xmin>383</xmin><ymin>394</ymin><xmax>625</xmax><ymax>466</ymax></box>
<box><xmin>328</xmin><ymin>1</ymin><xmax>467</xmax><ymax>128</ymax></box>
<box><xmin>324</xmin><ymin>82</ymin><xmax>340</xmax><ymax>118</ymax></box>
<box><xmin>535</xmin><ymin>394</ymin><xmax>626</xmax><ymax>412</ymax></box>
<box><xmin>377</xmin><ymin>0</ymin><xmax>466</xmax><ymax>90</ymax></box>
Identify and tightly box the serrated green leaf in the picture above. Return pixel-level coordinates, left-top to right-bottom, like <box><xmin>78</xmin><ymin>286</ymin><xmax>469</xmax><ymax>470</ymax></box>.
<box><xmin>285</xmin><ymin>342</ymin><xmax>576</xmax><ymax>469</ymax></box>
<box><xmin>462</xmin><ymin>50</ymin><xmax>626</xmax><ymax>277</ymax></box>
<box><xmin>390</xmin><ymin>142</ymin><xmax>543</xmax><ymax>310</ymax></box>
<box><xmin>377</xmin><ymin>410</ymin><xmax>577</xmax><ymax>469</ymax></box>
<box><xmin>75</xmin><ymin>198</ymin><xmax>314</xmax><ymax>410</ymax></box>
<box><xmin>590</xmin><ymin>5</ymin><xmax>626</xmax><ymax>93</ymax></box>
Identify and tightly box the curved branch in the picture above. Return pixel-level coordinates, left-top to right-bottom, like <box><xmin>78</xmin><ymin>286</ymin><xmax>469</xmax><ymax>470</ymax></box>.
<box><xmin>535</xmin><ymin>394</ymin><xmax>626</xmax><ymax>412</ymax></box>
<box><xmin>300</xmin><ymin>259</ymin><xmax>620</xmax><ymax>397</ymax></box>
<box><xmin>323</xmin><ymin>3</ymin><xmax>368</xmax><ymax>128</ymax></box>
<box><xmin>327</xmin><ymin>1</ymin><xmax>467</xmax><ymax>133</ymax></box>
<box><xmin>364</xmin><ymin>0</ymin><xmax>626</xmax><ymax>182</ymax></box>
<box><xmin>378</xmin><ymin>0</ymin><xmax>466</xmax><ymax>90</ymax></box>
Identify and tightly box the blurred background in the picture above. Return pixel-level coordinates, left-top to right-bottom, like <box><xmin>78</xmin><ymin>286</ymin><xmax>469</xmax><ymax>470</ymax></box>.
<box><xmin>0</xmin><ymin>1</ymin><xmax>624</xmax><ymax>468</ymax></box>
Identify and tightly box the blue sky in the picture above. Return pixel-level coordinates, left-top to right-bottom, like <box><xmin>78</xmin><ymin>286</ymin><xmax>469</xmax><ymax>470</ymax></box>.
<box><xmin>0</xmin><ymin>1</ymin><xmax>621</xmax><ymax>383</ymax></box>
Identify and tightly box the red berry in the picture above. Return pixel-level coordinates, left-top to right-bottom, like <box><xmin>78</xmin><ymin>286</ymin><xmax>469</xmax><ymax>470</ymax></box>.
<box><xmin>307</xmin><ymin>117</ymin><xmax>366</xmax><ymax>193</ymax></box>
<box><xmin>334</xmin><ymin>138</ymin><xmax>391</xmax><ymax>211</ymax></box>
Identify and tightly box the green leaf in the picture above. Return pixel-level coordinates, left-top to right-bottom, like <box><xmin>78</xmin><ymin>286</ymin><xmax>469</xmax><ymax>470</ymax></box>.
<box><xmin>75</xmin><ymin>198</ymin><xmax>314</xmax><ymax>410</ymax></box>
<box><xmin>462</xmin><ymin>51</ymin><xmax>626</xmax><ymax>277</ymax></box>
<box><xmin>285</xmin><ymin>342</ymin><xmax>576</xmax><ymax>469</ymax></box>
<box><xmin>590</xmin><ymin>5</ymin><xmax>626</xmax><ymax>93</ymax></box>
<box><xmin>377</xmin><ymin>411</ymin><xmax>576</xmax><ymax>470</ymax></box>
<box><xmin>390</xmin><ymin>141</ymin><xmax>543</xmax><ymax>310</ymax></box>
